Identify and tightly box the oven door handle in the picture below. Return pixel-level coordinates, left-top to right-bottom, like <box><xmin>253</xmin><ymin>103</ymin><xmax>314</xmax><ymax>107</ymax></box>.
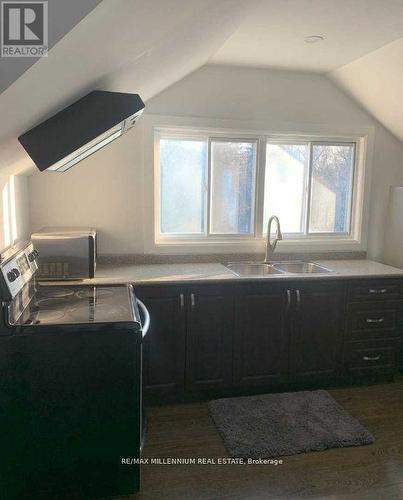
<box><xmin>136</xmin><ymin>299</ymin><xmax>150</xmax><ymax>338</ymax></box>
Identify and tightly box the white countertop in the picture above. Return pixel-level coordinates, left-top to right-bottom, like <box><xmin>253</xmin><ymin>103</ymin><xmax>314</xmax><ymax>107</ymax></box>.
<box><xmin>59</xmin><ymin>259</ymin><xmax>403</xmax><ymax>287</ymax></box>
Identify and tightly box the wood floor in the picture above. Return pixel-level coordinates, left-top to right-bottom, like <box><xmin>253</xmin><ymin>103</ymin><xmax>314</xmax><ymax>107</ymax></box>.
<box><xmin>127</xmin><ymin>379</ymin><xmax>403</xmax><ymax>499</ymax></box>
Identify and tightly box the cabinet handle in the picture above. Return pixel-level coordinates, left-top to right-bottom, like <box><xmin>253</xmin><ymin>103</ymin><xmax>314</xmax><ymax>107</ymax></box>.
<box><xmin>363</xmin><ymin>355</ymin><xmax>381</xmax><ymax>361</ymax></box>
<box><xmin>286</xmin><ymin>290</ymin><xmax>291</xmax><ymax>310</ymax></box>
<box><xmin>366</xmin><ymin>317</ymin><xmax>384</xmax><ymax>324</ymax></box>
<box><xmin>296</xmin><ymin>289</ymin><xmax>301</xmax><ymax>311</ymax></box>
<box><xmin>369</xmin><ymin>288</ymin><xmax>387</xmax><ymax>294</ymax></box>
<box><xmin>179</xmin><ymin>293</ymin><xmax>184</xmax><ymax>310</ymax></box>
<box><xmin>190</xmin><ymin>293</ymin><xmax>196</xmax><ymax>310</ymax></box>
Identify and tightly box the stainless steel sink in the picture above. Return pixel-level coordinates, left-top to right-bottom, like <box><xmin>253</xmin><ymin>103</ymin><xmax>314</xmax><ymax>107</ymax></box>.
<box><xmin>271</xmin><ymin>261</ymin><xmax>334</xmax><ymax>274</ymax></box>
<box><xmin>225</xmin><ymin>262</ymin><xmax>285</xmax><ymax>277</ymax></box>
<box><xmin>225</xmin><ymin>260</ymin><xmax>334</xmax><ymax>277</ymax></box>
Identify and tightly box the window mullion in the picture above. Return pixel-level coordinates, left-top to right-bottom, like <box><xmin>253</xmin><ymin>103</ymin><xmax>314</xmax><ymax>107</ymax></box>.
<box><xmin>255</xmin><ymin>136</ymin><xmax>266</xmax><ymax>237</ymax></box>
<box><xmin>304</xmin><ymin>142</ymin><xmax>313</xmax><ymax>235</ymax></box>
<box><xmin>206</xmin><ymin>138</ymin><xmax>212</xmax><ymax>237</ymax></box>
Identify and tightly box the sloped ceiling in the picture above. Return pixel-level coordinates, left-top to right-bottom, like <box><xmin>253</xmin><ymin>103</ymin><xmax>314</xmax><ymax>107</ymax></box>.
<box><xmin>0</xmin><ymin>0</ymin><xmax>102</xmax><ymax>94</ymax></box>
<box><xmin>211</xmin><ymin>0</ymin><xmax>403</xmax><ymax>72</ymax></box>
<box><xmin>0</xmin><ymin>0</ymin><xmax>248</xmax><ymax>174</ymax></box>
<box><xmin>329</xmin><ymin>37</ymin><xmax>403</xmax><ymax>143</ymax></box>
<box><xmin>208</xmin><ymin>0</ymin><xmax>403</xmax><ymax>143</ymax></box>
<box><xmin>1</xmin><ymin>0</ymin><xmax>402</xmax><ymax>178</ymax></box>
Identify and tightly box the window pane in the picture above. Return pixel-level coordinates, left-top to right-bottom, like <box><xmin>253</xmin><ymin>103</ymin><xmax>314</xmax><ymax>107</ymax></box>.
<box><xmin>160</xmin><ymin>138</ymin><xmax>206</xmax><ymax>234</ymax></box>
<box><xmin>210</xmin><ymin>141</ymin><xmax>257</xmax><ymax>234</ymax></box>
<box><xmin>309</xmin><ymin>144</ymin><xmax>355</xmax><ymax>233</ymax></box>
<box><xmin>264</xmin><ymin>144</ymin><xmax>308</xmax><ymax>233</ymax></box>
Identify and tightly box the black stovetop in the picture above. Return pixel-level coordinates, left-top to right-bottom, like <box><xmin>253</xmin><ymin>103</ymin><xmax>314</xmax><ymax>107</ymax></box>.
<box><xmin>11</xmin><ymin>284</ymin><xmax>139</xmax><ymax>326</ymax></box>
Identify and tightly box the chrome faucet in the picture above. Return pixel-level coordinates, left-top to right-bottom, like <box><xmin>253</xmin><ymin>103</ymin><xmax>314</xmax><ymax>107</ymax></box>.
<box><xmin>264</xmin><ymin>216</ymin><xmax>282</xmax><ymax>263</ymax></box>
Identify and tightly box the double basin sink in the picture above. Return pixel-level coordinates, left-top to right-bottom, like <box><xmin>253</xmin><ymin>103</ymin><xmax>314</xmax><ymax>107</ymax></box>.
<box><xmin>225</xmin><ymin>261</ymin><xmax>334</xmax><ymax>277</ymax></box>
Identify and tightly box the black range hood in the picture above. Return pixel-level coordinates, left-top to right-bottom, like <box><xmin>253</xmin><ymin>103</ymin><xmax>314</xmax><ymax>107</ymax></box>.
<box><xmin>18</xmin><ymin>90</ymin><xmax>145</xmax><ymax>173</ymax></box>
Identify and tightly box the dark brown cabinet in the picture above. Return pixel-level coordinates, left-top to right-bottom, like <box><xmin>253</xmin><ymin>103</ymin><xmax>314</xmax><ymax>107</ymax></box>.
<box><xmin>348</xmin><ymin>279</ymin><xmax>403</xmax><ymax>302</ymax></box>
<box><xmin>185</xmin><ymin>285</ymin><xmax>234</xmax><ymax>392</ymax></box>
<box><xmin>138</xmin><ymin>285</ymin><xmax>234</xmax><ymax>400</ymax></box>
<box><xmin>234</xmin><ymin>282</ymin><xmax>346</xmax><ymax>388</ymax></box>
<box><xmin>289</xmin><ymin>282</ymin><xmax>346</xmax><ymax>383</ymax></box>
<box><xmin>136</xmin><ymin>286</ymin><xmax>186</xmax><ymax>401</ymax></box>
<box><xmin>343</xmin><ymin>339</ymin><xmax>400</xmax><ymax>379</ymax></box>
<box><xmin>346</xmin><ymin>301</ymin><xmax>403</xmax><ymax>341</ymax></box>
<box><xmin>343</xmin><ymin>280</ymin><xmax>403</xmax><ymax>379</ymax></box>
<box><xmin>137</xmin><ymin>277</ymin><xmax>403</xmax><ymax>405</ymax></box>
<box><xmin>234</xmin><ymin>283</ymin><xmax>290</xmax><ymax>387</ymax></box>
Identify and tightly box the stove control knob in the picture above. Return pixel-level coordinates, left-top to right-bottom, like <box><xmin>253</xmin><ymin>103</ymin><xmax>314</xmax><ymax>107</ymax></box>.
<box><xmin>28</xmin><ymin>252</ymin><xmax>36</xmax><ymax>262</ymax></box>
<box><xmin>7</xmin><ymin>268</ymin><xmax>20</xmax><ymax>282</ymax></box>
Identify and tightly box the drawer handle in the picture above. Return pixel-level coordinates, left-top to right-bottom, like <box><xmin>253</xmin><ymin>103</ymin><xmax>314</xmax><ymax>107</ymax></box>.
<box><xmin>366</xmin><ymin>317</ymin><xmax>385</xmax><ymax>324</ymax></box>
<box><xmin>363</xmin><ymin>355</ymin><xmax>381</xmax><ymax>361</ymax></box>
<box><xmin>369</xmin><ymin>288</ymin><xmax>387</xmax><ymax>294</ymax></box>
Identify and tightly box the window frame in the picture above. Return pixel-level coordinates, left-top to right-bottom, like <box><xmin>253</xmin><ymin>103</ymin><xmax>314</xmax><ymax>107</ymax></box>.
<box><xmin>262</xmin><ymin>139</ymin><xmax>357</xmax><ymax>238</ymax></box>
<box><xmin>152</xmin><ymin>125</ymin><xmax>367</xmax><ymax>251</ymax></box>
<box><xmin>307</xmin><ymin>140</ymin><xmax>356</xmax><ymax>237</ymax></box>
<box><xmin>157</xmin><ymin>134</ymin><xmax>207</xmax><ymax>238</ymax></box>
<box><xmin>208</xmin><ymin>136</ymin><xmax>259</xmax><ymax>237</ymax></box>
<box><xmin>262</xmin><ymin>139</ymin><xmax>311</xmax><ymax>238</ymax></box>
<box><xmin>155</xmin><ymin>130</ymin><xmax>261</xmax><ymax>243</ymax></box>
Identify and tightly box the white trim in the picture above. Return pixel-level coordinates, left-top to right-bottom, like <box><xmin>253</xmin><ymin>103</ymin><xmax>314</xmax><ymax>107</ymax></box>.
<box><xmin>143</xmin><ymin>114</ymin><xmax>374</xmax><ymax>255</ymax></box>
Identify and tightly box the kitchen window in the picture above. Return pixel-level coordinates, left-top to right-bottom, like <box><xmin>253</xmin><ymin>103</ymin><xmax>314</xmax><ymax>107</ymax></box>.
<box><xmin>263</xmin><ymin>141</ymin><xmax>355</xmax><ymax>236</ymax></box>
<box><xmin>154</xmin><ymin>129</ymin><xmax>361</xmax><ymax>246</ymax></box>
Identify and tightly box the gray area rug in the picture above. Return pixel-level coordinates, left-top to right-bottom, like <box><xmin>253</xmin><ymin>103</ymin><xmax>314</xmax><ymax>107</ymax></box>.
<box><xmin>208</xmin><ymin>390</ymin><xmax>375</xmax><ymax>458</ymax></box>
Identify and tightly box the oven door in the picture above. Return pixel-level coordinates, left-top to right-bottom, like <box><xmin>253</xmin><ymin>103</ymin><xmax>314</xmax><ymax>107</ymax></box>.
<box><xmin>0</xmin><ymin>325</ymin><xmax>142</xmax><ymax>498</ymax></box>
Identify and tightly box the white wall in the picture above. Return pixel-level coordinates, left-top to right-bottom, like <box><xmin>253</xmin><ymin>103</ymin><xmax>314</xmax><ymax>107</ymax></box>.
<box><xmin>330</xmin><ymin>37</ymin><xmax>403</xmax><ymax>143</ymax></box>
<box><xmin>0</xmin><ymin>174</ymin><xmax>29</xmax><ymax>251</ymax></box>
<box><xmin>384</xmin><ymin>187</ymin><xmax>403</xmax><ymax>269</ymax></box>
<box><xmin>28</xmin><ymin>123</ymin><xmax>145</xmax><ymax>255</ymax></box>
<box><xmin>13</xmin><ymin>175</ymin><xmax>29</xmax><ymax>244</ymax></box>
<box><xmin>27</xmin><ymin>65</ymin><xmax>403</xmax><ymax>259</ymax></box>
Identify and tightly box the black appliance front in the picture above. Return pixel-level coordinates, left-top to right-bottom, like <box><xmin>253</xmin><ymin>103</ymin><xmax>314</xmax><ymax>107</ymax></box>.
<box><xmin>0</xmin><ymin>326</ymin><xmax>142</xmax><ymax>499</ymax></box>
<box><xmin>0</xmin><ymin>243</ymin><xmax>145</xmax><ymax>499</ymax></box>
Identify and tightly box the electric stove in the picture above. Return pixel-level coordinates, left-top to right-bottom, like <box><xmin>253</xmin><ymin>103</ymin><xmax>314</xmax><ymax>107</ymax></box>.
<box><xmin>0</xmin><ymin>241</ymin><xmax>149</xmax><ymax>499</ymax></box>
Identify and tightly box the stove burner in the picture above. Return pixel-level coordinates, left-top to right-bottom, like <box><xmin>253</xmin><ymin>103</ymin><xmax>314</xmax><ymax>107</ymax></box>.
<box><xmin>38</xmin><ymin>288</ymin><xmax>75</xmax><ymax>299</ymax></box>
<box><xmin>12</xmin><ymin>285</ymin><xmax>135</xmax><ymax>326</ymax></box>
<box><xmin>75</xmin><ymin>289</ymin><xmax>114</xmax><ymax>299</ymax></box>
<box><xmin>68</xmin><ymin>304</ymin><xmax>129</xmax><ymax>322</ymax></box>
<box><xmin>33</xmin><ymin>309</ymin><xmax>66</xmax><ymax>323</ymax></box>
<box><xmin>35</xmin><ymin>298</ymin><xmax>67</xmax><ymax>308</ymax></box>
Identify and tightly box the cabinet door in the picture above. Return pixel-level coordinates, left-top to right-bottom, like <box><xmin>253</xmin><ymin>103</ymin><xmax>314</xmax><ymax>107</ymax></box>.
<box><xmin>234</xmin><ymin>283</ymin><xmax>290</xmax><ymax>387</ymax></box>
<box><xmin>186</xmin><ymin>285</ymin><xmax>234</xmax><ymax>392</ymax></box>
<box><xmin>136</xmin><ymin>286</ymin><xmax>186</xmax><ymax>401</ymax></box>
<box><xmin>290</xmin><ymin>282</ymin><xmax>346</xmax><ymax>383</ymax></box>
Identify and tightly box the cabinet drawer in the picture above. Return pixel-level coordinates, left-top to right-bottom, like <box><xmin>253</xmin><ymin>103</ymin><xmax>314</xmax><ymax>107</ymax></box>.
<box><xmin>351</xmin><ymin>309</ymin><xmax>396</xmax><ymax>330</ymax></box>
<box><xmin>344</xmin><ymin>340</ymin><xmax>400</xmax><ymax>376</ymax></box>
<box><xmin>346</xmin><ymin>301</ymin><xmax>403</xmax><ymax>340</ymax></box>
<box><xmin>346</xmin><ymin>302</ymin><xmax>403</xmax><ymax>340</ymax></box>
<box><xmin>349</xmin><ymin>280</ymin><xmax>403</xmax><ymax>301</ymax></box>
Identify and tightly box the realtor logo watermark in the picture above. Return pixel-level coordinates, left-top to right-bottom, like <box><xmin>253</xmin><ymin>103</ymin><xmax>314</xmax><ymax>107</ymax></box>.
<box><xmin>1</xmin><ymin>1</ymin><xmax>48</xmax><ymax>57</ymax></box>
